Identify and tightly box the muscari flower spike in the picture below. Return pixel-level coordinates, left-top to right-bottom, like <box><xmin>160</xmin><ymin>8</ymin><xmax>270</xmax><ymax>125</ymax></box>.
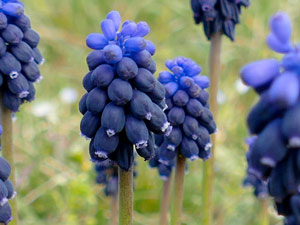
<box><xmin>240</xmin><ymin>12</ymin><xmax>300</xmax><ymax>223</ymax></box>
<box><xmin>80</xmin><ymin>11</ymin><xmax>172</xmax><ymax>171</ymax></box>
<box><xmin>0</xmin><ymin>155</ymin><xmax>17</xmax><ymax>225</ymax></box>
<box><xmin>190</xmin><ymin>0</ymin><xmax>250</xmax><ymax>41</ymax></box>
<box><xmin>149</xmin><ymin>57</ymin><xmax>216</xmax><ymax>173</ymax></box>
<box><xmin>0</xmin><ymin>0</ymin><xmax>44</xmax><ymax>112</ymax></box>
<box><xmin>94</xmin><ymin>159</ymin><xmax>137</xmax><ymax>196</ymax></box>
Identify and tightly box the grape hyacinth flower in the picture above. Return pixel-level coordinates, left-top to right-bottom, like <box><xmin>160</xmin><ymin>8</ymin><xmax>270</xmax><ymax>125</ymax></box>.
<box><xmin>0</xmin><ymin>156</ymin><xmax>16</xmax><ymax>225</ymax></box>
<box><xmin>0</xmin><ymin>0</ymin><xmax>44</xmax><ymax>112</ymax></box>
<box><xmin>156</xmin><ymin>57</ymin><xmax>215</xmax><ymax>164</ymax></box>
<box><xmin>190</xmin><ymin>0</ymin><xmax>250</xmax><ymax>41</ymax></box>
<box><xmin>241</xmin><ymin>12</ymin><xmax>300</xmax><ymax>223</ymax></box>
<box><xmin>79</xmin><ymin>10</ymin><xmax>171</xmax><ymax>171</ymax></box>
<box><xmin>155</xmin><ymin>57</ymin><xmax>215</xmax><ymax>224</ymax></box>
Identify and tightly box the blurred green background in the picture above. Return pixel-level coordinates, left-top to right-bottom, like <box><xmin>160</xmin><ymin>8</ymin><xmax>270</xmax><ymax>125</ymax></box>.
<box><xmin>11</xmin><ymin>0</ymin><xmax>300</xmax><ymax>224</ymax></box>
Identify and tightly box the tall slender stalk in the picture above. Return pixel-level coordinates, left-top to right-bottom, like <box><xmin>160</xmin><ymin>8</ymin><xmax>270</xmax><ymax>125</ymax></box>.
<box><xmin>170</xmin><ymin>154</ymin><xmax>186</xmax><ymax>225</ymax></box>
<box><xmin>111</xmin><ymin>192</ymin><xmax>118</xmax><ymax>225</ymax></box>
<box><xmin>259</xmin><ymin>199</ymin><xmax>269</xmax><ymax>225</ymax></box>
<box><xmin>159</xmin><ymin>176</ymin><xmax>172</xmax><ymax>225</ymax></box>
<box><xmin>202</xmin><ymin>32</ymin><xmax>222</xmax><ymax>225</ymax></box>
<box><xmin>118</xmin><ymin>166</ymin><xmax>133</xmax><ymax>225</ymax></box>
<box><xmin>1</xmin><ymin>99</ymin><xmax>18</xmax><ymax>225</ymax></box>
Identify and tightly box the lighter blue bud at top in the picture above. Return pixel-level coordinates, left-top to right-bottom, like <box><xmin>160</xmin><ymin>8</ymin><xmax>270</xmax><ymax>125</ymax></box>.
<box><xmin>2</xmin><ymin>2</ymin><xmax>23</xmax><ymax>18</ymax></box>
<box><xmin>124</xmin><ymin>37</ymin><xmax>146</xmax><ymax>52</ymax></box>
<box><xmin>145</xmin><ymin>40</ymin><xmax>156</xmax><ymax>55</ymax></box>
<box><xmin>268</xmin><ymin>72</ymin><xmax>299</xmax><ymax>108</ymax></box>
<box><xmin>121</xmin><ymin>22</ymin><xmax>137</xmax><ymax>37</ymax></box>
<box><xmin>106</xmin><ymin>11</ymin><xmax>121</xmax><ymax>31</ymax></box>
<box><xmin>135</xmin><ymin>22</ymin><xmax>150</xmax><ymax>37</ymax></box>
<box><xmin>192</xmin><ymin>75</ymin><xmax>210</xmax><ymax>89</ymax></box>
<box><xmin>270</xmin><ymin>12</ymin><xmax>292</xmax><ymax>44</ymax></box>
<box><xmin>86</xmin><ymin>33</ymin><xmax>108</xmax><ymax>50</ymax></box>
<box><xmin>267</xmin><ymin>33</ymin><xmax>293</xmax><ymax>54</ymax></box>
<box><xmin>240</xmin><ymin>59</ymin><xmax>280</xmax><ymax>88</ymax></box>
<box><xmin>101</xmin><ymin>19</ymin><xmax>116</xmax><ymax>41</ymax></box>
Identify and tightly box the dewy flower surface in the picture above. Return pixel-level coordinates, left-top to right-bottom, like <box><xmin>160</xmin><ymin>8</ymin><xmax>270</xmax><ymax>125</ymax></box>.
<box><xmin>190</xmin><ymin>0</ymin><xmax>250</xmax><ymax>41</ymax></box>
<box><xmin>80</xmin><ymin>11</ymin><xmax>172</xmax><ymax>171</ymax></box>
<box><xmin>0</xmin><ymin>0</ymin><xmax>44</xmax><ymax>112</ymax></box>
<box><xmin>241</xmin><ymin>12</ymin><xmax>300</xmax><ymax>224</ymax></box>
<box><xmin>149</xmin><ymin>57</ymin><xmax>216</xmax><ymax>178</ymax></box>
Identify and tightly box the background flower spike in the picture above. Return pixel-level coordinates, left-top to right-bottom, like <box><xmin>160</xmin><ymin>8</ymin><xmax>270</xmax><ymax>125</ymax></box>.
<box><xmin>242</xmin><ymin>11</ymin><xmax>300</xmax><ymax>224</ymax></box>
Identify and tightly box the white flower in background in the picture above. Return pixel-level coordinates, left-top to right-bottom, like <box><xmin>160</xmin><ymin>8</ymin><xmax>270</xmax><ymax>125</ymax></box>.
<box><xmin>235</xmin><ymin>79</ymin><xmax>250</xmax><ymax>94</ymax></box>
<box><xmin>32</xmin><ymin>102</ymin><xmax>56</xmax><ymax>118</ymax></box>
<box><xmin>59</xmin><ymin>88</ymin><xmax>78</xmax><ymax>104</ymax></box>
<box><xmin>217</xmin><ymin>90</ymin><xmax>226</xmax><ymax>105</ymax></box>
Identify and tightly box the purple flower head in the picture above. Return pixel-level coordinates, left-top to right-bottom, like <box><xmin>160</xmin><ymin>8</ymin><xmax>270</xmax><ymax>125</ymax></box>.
<box><xmin>191</xmin><ymin>0</ymin><xmax>250</xmax><ymax>41</ymax></box>
<box><xmin>0</xmin><ymin>0</ymin><xmax>43</xmax><ymax>112</ymax></box>
<box><xmin>81</xmin><ymin>11</ymin><xmax>171</xmax><ymax>171</ymax></box>
<box><xmin>152</xmin><ymin>57</ymin><xmax>215</xmax><ymax>166</ymax></box>
<box><xmin>241</xmin><ymin>12</ymin><xmax>300</xmax><ymax>222</ymax></box>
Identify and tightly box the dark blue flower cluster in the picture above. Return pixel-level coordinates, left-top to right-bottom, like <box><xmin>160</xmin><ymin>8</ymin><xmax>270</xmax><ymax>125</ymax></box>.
<box><xmin>151</xmin><ymin>57</ymin><xmax>215</xmax><ymax>168</ymax></box>
<box><xmin>241</xmin><ymin>12</ymin><xmax>300</xmax><ymax>224</ymax></box>
<box><xmin>94</xmin><ymin>159</ymin><xmax>118</xmax><ymax>196</ymax></box>
<box><xmin>190</xmin><ymin>0</ymin><xmax>250</xmax><ymax>41</ymax></box>
<box><xmin>80</xmin><ymin>11</ymin><xmax>171</xmax><ymax>171</ymax></box>
<box><xmin>0</xmin><ymin>0</ymin><xmax>43</xmax><ymax>112</ymax></box>
<box><xmin>95</xmin><ymin>159</ymin><xmax>137</xmax><ymax>196</ymax></box>
<box><xmin>243</xmin><ymin>137</ymin><xmax>268</xmax><ymax>199</ymax></box>
<box><xmin>0</xmin><ymin>155</ymin><xmax>16</xmax><ymax>225</ymax></box>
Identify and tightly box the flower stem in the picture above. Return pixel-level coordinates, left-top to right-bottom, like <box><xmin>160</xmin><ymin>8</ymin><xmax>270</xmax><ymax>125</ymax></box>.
<box><xmin>118</xmin><ymin>166</ymin><xmax>133</xmax><ymax>225</ymax></box>
<box><xmin>202</xmin><ymin>32</ymin><xmax>222</xmax><ymax>225</ymax></box>
<box><xmin>170</xmin><ymin>154</ymin><xmax>186</xmax><ymax>225</ymax></box>
<box><xmin>159</xmin><ymin>176</ymin><xmax>172</xmax><ymax>225</ymax></box>
<box><xmin>259</xmin><ymin>198</ymin><xmax>269</xmax><ymax>225</ymax></box>
<box><xmin>1</xmin><ymin>99</ymin><xmax>18</xmax><ymax>225</ymax></box>
<box><xmin>110</xmin><ymin>192</ymin><xmax>118</xmax><ymax>225</ymax></box>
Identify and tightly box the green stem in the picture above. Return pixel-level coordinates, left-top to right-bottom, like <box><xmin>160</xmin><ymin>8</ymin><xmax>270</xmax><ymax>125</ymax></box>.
<box><xmin>159</xmin><ymin>176</ymin><xmax>172</xmax><ymax>225</ymax></box>
<box><xmin>1</xmin><ymin>100</ymin><xmax>18</xmax><ymax>225</ymax></box>
<box><xmin>202</xmin><ymin>32</ymin><xmax>222</xmax><ymax>225</ymax></box>
<box><xmin>111</xmin><ymin>192</ymin><xmax>118</xmax><ymax>225</ymax></box>
<box><xmin>118</xmin><ymin>166</ymin><xmax>133</xmax><ymax>225</ymax></box>
<box><xmin>259</xmin><ymin>198</ymin><xmax>269</xmax><ymax>225</ymax></box>
<box><xmin>171</xmin><ymin>154</ymin><xmax>186</xmax><ymax>225</ymax></box>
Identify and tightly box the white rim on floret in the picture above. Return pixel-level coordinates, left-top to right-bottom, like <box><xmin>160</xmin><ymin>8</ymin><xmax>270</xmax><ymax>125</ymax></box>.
<box><xmin>10</xmin><ymin>191</ymin><xmax>17</xmax><ymax>200</ymax></box>
<box><xmin>19</xmin><ymin>91</ymin><xmax>29</xmax><ymax>98</ymax></box>
<box><xmin>161</xmin><ymin>122</ymin><xmax>171</xmax><ymax>133</ymax></box>
<box><xmin>9</xmin><ymin>71</ymin><xmax>19</xmax><ymax>79</ymax></box>
<box><xmin>192</xmin><ymin>134</ymin><xmax>198</xmax><ymax>140</ymax></box>
<box><xmin>189</xmin><ymin>155</ymin><xmax>199</xmax><ymax>161</ymax></box>
<box><xmin>95</xmin><ymin>150</ymin><xmax>108</xmax><ymax>159</ymax></box>
<box><xmin>106</xmin><ymin>129</ymin><xmax>116</xmax><ymax>137</ymax></box>
<box><xmin>39</xmin><ymin>58</ymin><xmax>46</xmax><ymax>66</ymax></box>
<box><xmin>260</xmin><ymin>157</ymin><xmax>276</xmax><ymax>168</ymax></box>
<box><xmin>167</xmin><ymin>144</ymin><xmax>176</xmax><ymax>151</ymax></box>
<box><xmin>36</xmin><ymin>76</ymin><xmax>43</xmax><ymax>83</ymax></box>
<box><xmin>135</xmin><ymin>140</ymin><xmax>148</xmax><ymax>149</ymax></box>
<box><xmin>288</xmin><ymin>137</ymin><xmax>300</xmax><ymax>148</ymax></box>
<box><xmin>145</xmin><ymin>112</ymin><xmax>152</xmax><ymax>120</ymax></box>
<box><xmin>158</xmin><ymin>159</ymin><xmax>171</xmax><ymax>166</ymax></box>
<box><xmin>80</xmin><ymin>132</ymin><xmax>91</xmax><ymax>140</ymax></box>
<box><xmin>0</xmin><ymin>197</ymin><xmax>7</xmax><ymax>206</ymax></box>
<box><xmin>164</xmin><ymin>125</ymin><xmax>173</xmax><ymax>137</ymax></box>
<box><xmin>205</xmin><ymin>143</ymin><xmax>213</xmax><ymax>151</ymax></box>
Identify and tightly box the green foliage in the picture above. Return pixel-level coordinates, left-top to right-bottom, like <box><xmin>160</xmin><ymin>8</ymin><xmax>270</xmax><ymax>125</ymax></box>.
<box><xmin>12</xmin><ymin>0</ymin><xmax>300</xmax><ymax>224</ymax></box>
